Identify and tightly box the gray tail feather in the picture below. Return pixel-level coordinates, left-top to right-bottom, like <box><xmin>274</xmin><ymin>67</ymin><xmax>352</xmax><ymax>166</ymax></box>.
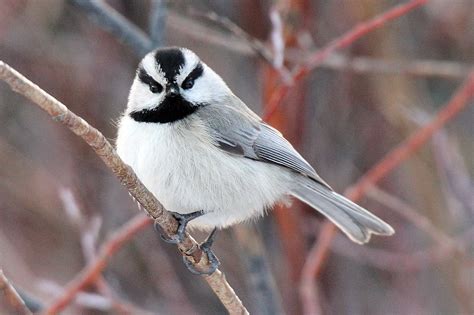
<box><xmin>291</xmin><ymin>177</ymin><xmax>394</xmax><ymax>244</ymax></box>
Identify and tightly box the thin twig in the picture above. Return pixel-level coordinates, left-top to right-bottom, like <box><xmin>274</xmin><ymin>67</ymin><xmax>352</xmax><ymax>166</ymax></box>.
<box><xmin>167</xmin><ymin>12</ymin><xmax>471</xmax><ymax>80</ymax></box>
<box><xmin>70</xmin><ymin>0</ymin><xmax>153</xmax><ymax>56</ymax></box>
<box><xmin>315</xmin><ymin>54</ymin><xmax>472</xmax><ymax>79</ymax></box>
<box><xmin>0</xmin><ymin>61</ymin><xmax>249</xmax><ymax>315</ymax></box>
<box><xmin>404</xmin><ymin>108</ymin><xmax>474</xmax><ymax>217</ymax></box>
<box><xmin>167</xmin><ymin>10</ymin><xmax>471</xmax><ymax>81</ymax></box>
<box><xmin>0</xmin><ymin>269</ymin><xmax>32</xmax><ymax>315</ymax></box>
<box><xmin>348</xmin><ymin>70</ymin><xmax>474</xmax><ymax>201</ymax></box>
<box><xmin>431</xmin><ymin>132</ymin><xmax>474</xmax><ymax>218</ymax></box>
<box><xmin>302</xmin><ymin>69</ymin><xmax>474</xmax><ymax>282</ymax></box>
<box><xmin>366</xmin><ymin>186</ymin><xmax>459</xmax><ymax>248</ymax></box>
<box><xmin>58</xmin><ymin>188</ymin><xmax>153</xmax><ymax>314</ymax></box>
<box><xmin>264</xmin><ymin>0</ymin><xmax>428</xmax><ymax>120</ymax></box>
<box><xmin>330</xmin><ymin>226</ymin><xmax>474</xmax><ymax>273</ymax></box>
<box><xmin>188</xmin><ymin>8</ymin><xmax>275</xmax><ymax>65</ymax></box>
<box><xmin>269</xmin><ymin>6</ymin><xmax>285</xmax><ymax>70</ymax></box>
<box><xmin>39</xmin><ymin>215</ymin><xmax>150</xmax><ymax>314</ymax></box>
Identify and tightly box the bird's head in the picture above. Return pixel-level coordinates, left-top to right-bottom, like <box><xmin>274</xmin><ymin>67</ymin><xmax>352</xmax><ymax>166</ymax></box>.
<box><xmin>127</xmin><ymin>47</ymin><xmax>230</xmax><ymax>123</ymax></box>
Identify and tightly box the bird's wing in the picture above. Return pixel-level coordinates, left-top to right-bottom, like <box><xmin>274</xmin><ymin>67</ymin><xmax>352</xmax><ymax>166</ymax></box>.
<box><xmin>197</xmin><ymin>98</ymin><xmax>332</xmax><ymax>189</ymax></box>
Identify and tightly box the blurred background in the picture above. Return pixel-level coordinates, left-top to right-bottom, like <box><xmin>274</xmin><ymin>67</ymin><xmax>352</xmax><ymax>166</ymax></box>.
<box><xmin>0</xmin><ymin>0</ymin><xmax>473</xmax><ymax>314</ymax></box>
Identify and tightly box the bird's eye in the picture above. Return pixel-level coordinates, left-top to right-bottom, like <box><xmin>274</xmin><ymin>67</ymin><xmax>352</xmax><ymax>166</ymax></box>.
<box><xmin>181</xmin><ymin>79</ymin><xmax>194</xmax><ymax>90</ymax></box>
<box><xmin>149</xmin><ymin>83</ymin><xmax>163</xmax><ymax>94</ymax></box>
<box><xmin>181</xmin><ymin>63</ymin><xmax>203</xmax><ymax>90</ymax></box>
<box><xmin>137</xmin><ymin>68</ymin><xmax>163</xmax><ymax>94</ymax></box>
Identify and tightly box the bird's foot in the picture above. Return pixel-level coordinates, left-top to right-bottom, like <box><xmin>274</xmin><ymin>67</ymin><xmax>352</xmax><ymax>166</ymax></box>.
<box><xmin>155</xmin><ymin>210</ymin><xmax>205</xmax><ymax>244</ymax></box>
<box><xmin>183</xmin><ymin>228</ymin><xmax>220</xmax><ymax>275</ymax></box>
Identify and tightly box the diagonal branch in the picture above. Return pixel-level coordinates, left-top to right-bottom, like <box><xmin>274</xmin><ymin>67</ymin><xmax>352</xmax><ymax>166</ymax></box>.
<box><xmin>168</xmin><ymin>13</ymin><xmax>470</xmax><ymax>80</ymax></box>
<box><xmin>300</xmin><ymin>70</ymin><xmax>474</xmax><ymax>302</ymax></box>
<box><xmin>366</xmin><ymin>186</ymin><xmax>459</xmax><ymax>249</ymax></box>
<box><xmin>70</xmin><ymin>0</ymin><xmax>153</xmax><ymax>56</ymax></box>
<box><xmin>0</xmin><ymin>269</ymin><xmax>32</xmax><ymax>315</ymax></box>
<box><xmin>0</xmin><ymin>61</ymin><xmax>248</xmax><ymax>315</ymax></box>
<box><xmin>188</xmin><ymin>9</ymin><xmax>274</xmax><ymax>64</ymax></box>
<box><xmin>264</xmin><ymin>0</ymin><xmax>428</xmax><ymax>120</ymax></box>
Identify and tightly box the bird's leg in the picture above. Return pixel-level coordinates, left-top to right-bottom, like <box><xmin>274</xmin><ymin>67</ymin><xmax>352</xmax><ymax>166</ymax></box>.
<box><xmin>183</xmin><ymin>227</ymin><xmax>220</xmax><ymax>275</ymax></box>
<box><xmin>154</xmin><ymin>210</ymin><xmax>205</xmax><ymax>244</ymax></box>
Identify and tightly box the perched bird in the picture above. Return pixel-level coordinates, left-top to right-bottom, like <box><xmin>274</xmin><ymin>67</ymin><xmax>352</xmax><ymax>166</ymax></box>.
<box><xmin>116</xmin><ymin>47</ymin><xmax>394</xmax><ymax>274</ymax></box>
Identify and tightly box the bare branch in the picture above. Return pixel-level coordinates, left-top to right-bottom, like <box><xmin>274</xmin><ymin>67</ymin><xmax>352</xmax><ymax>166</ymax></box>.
<box><xmin>168</xmin><ymin>12</ymin><xmax>471</xmax><ymax>80</ymax></box>
<box><xmin>264</xmin><ymin>0</ymin><xmax>428</xmax><ymax>120</ymax></box>
<box><xmin>189</xmin><ymin>7</ymin><xmax>292</xmax><ymax>79</ymax></box>
<box><xmin>70</xmin><ymin>0</ymin><xmax>153</xmax><ymax>56</ymax></box>
<box><xmin>330</xmin><ymin>227</ymin><xmax>474</xmax><ymax>273</ymax></box>
<box><xmin>302</xmin><ymin>69</ymin><xmax>474</xmax><ymax>282</ymax></box>
<box><xmin>0</xmin><ymin>61</ymin><xmax>248</xmax><ymax>315</ymax></box>
<box><xmin>315</xmin><ymin>54</ymin><xmax>472</xmax><ymax>80</ymax></box>
<box><xmin>366</xmin><ymin>186</ymin><xmax>459</xmax><ymax>249</ymax></box>
<box><xmin>0</xmin><ymin>269</ymin><xmax>32</xmax><ymax>315</ymax></box>
<box><xmin>269</xmin><ymin>6</ymin><xmax>285</xmax><ymax>70</ymax></box>
<box><xmin>188</xmin><ymin>8</ymin><xmax>275</xmax><ymax>67</ymax></box>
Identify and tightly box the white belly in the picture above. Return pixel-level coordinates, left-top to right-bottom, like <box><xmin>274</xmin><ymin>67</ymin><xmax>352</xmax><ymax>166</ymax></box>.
<box><xmin>116</xmin><ymin>116</ymin><xmax>294</xmax><ymax>230</ymax></box>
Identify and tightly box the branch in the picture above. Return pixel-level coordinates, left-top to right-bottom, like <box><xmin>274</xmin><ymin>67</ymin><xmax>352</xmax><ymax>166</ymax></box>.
<box><xmin>167</xmin><ymin>13</ymin><xmax>471</xmax><ymax>80</ymax></box>
<box><xmin>0</xmin><ymin>61</ymin><xmax>248</xmax><ymax>315</ymax></box>
<box><xmin>264</xmin><ymin>0</ymin><xmax>428</xmax><ymax>120</ymax></box>
<box><xmin>330</xmin><ymin>226</ymin><xmax>474</xmax><ymax>273</ymax></box>
<box><xmin>315</xmin><ymin>54</ymin><xmax>472</xmax><ymax>80</ymax></box>
<box><xmin>301</xmin><ymin>69</ymin><xmax>474</xmax><ymax>284</ymax></box>
<box><xmin>0</xmin><ymin>269</ymin><xmax>32</xmax><ymax>315</ymax></box>
<box><xmin>58</xmin><ymin>188</ymin><xmax>154</xmax><ymax>314</ymax></box>
<box><xmin>35</xmin><ymin>216</ymin><xmax>154</xmax><ymax>314</ymax></box>
<box><xmin>366</xmin><ymin>186</ymin><xmax>459</xmax><ymax>248</ymax></box>
<box><xmin>188</xmin><ymin>8</ymin><xmax>275</xmax><ymax>66</ymax></box>
<box><xmin>70</xmin><ymin>0</ymin><xmax>153</xmax><ymax>56</ymax></box>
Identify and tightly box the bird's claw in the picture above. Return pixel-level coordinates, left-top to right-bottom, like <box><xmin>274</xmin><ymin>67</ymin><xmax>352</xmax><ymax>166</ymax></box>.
<box><xmin>182</xmin><ymin>228</ymin><xmax>220</xmax><ymax>275</ymax></box>
<box><xmin>155</xmin><ymin>210</ymin><xmax>205</xmax><ymax>244</ymax></box>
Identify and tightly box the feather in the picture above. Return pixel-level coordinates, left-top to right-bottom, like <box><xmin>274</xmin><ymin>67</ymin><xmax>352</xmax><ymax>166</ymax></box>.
<box><xmin>291</xmin><ymin>176</ymin><xmax>394</xmax><ymax>244</ymax></box>
<box><xmin>196</xmin><ymin>98</ymin><xmax>331</xmax><ymax>189</ymax></box>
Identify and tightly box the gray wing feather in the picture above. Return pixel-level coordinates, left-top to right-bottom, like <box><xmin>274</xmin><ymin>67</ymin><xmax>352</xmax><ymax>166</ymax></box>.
<box><xmin>253</xmin><ymin>124</ymin><xmax>322</xmax><ymax>180</ymax></box>
<box><xmin>196</xmin><ymin>98</ymin><xmax>331</xmax><ymax>189</ymax></box>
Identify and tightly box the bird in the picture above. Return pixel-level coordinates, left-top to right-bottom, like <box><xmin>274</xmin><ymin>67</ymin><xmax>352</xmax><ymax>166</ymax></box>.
<box><xmin>116</xmin><ymin>47</ymin><xmax>394</xmax><ymax>274</ymax></box>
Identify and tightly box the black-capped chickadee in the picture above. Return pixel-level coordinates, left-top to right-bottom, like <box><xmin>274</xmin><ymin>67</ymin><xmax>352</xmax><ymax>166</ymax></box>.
<box><xmin>116</xmin><ymin>47</ymin><xmax>394</xmax><ymax>274</ymax></box>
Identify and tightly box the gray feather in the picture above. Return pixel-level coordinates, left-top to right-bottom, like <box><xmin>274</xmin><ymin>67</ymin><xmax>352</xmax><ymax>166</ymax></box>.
<box><xmin>253</xmin><ymin>124</ymin><xmax>329</xmax><ymax>186</ymax></box>
<box><xmin>291</xmin><ymin>176</ymin><xmax>394</xmax><ymax>244</ymax></box>
<box><xmin>196</xmin><ymin>97</ymin><xmax>331</xmax><ymax>189</ymax></box>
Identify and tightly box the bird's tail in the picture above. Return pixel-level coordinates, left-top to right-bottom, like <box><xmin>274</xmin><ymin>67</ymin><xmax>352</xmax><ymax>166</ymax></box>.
<box><xmin>291</xmin><ymin>177</ymin><xmax>394</xmax><ymax>244</ymax></box>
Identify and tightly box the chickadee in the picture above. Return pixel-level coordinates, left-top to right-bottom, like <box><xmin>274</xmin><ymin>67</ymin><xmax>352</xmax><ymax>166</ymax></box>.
<box><xmin>116</xmin><ymin>47</ymin><xmax>394</xmax><ymax>274</ymax></box>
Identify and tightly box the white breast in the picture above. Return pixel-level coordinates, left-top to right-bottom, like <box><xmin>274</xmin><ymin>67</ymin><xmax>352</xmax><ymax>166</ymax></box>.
<box><xmin>116</xmin><ymin>115</ymin><xmax>294</xmax><ymax>230</ymax></box>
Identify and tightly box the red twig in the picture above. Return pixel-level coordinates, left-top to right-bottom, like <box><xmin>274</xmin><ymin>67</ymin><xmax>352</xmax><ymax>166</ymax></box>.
<box><xmin>301</xmin><ymin>70</ymin><xmax>474</xmax><ymax>283</ymax></box>
<box><xmin>43</xmin><ymin>214</ymin><xmax>151</xmax><ymax>315</ymax></box>
<box><xmin>263</xmin><ymin>0</ymin><xmax>427</xmax><ymax>120</ymax></box>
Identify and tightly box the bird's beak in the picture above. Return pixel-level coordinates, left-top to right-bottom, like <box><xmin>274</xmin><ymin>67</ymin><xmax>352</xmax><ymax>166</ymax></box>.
<box><xmin>167</xmin><ymin>82</ymin><xmax>179</xmax><ymax>97</ymax></box>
